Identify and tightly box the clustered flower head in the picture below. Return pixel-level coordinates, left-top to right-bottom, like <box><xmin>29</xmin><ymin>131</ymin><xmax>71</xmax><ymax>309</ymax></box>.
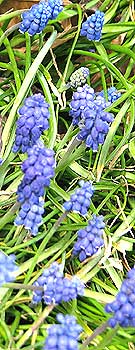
<box><xmin>98</xmin><ymin>87</ymin><xmax>121</xmax><ymax>104</ymax></box>
<box><xmin>44</xmin><ymin>313</ymin><xmax>82</xmax><ymax>350</ymax></box>
<box><xmin>15</xmin><ymin>140</ymin><xmax>55</xmax><ymax>235</ymax></box>
<box><xmin>19</xmin><ymin>0</ymin><xmax>63</xmax><ymax>35</ymax></box>
<box><xmin>0</xmin><ymin>252</ymin><xmax>18</xmax><ymax>286</ymax></box>
<box><xmin>13</xmin><ymin>93</ymin><xmax>50</xmax><ymax>154</ymax></box>
<box><xmin>69</xmin><ymin>86</ymin><xmax>114</xmax><ymax>151</ymax></box>
<box><xmin>80</xmin><ymin>11</ymin><xmax>104</xmax><ymax>42</ymax></box>
<box><xmin>70</xmin><ymin>67</ymin><xmax>89</xmax><ymax>89</ymax></box>
<box><xmin>69</xmin><ymin>83</ymin><xmax>114</xmax><ymax>151</ymax></box>
<box><xmin>105</xmin><ymin>267</ymin><xmax>135</xmax><ymax>328</ymax></box>
<box><xmin>77</xmin><ymin>95</ymin><xmax>114</xmax><ymax>151</ymax></box>
<box><xmin>48</xmin><ymin>0</ymin><xmax>63</xmax><ymax>19</ymax></box>
<box><xmin>63</xmin><ymin>180</ymin><xmax>94</xmax><ymax>216</ymax></box>
<box><xmin>73</xmin><ymin>214</ymin><xmax>105</xmax><ymax>262</ymax></box>
<box><xmin>32</xmin><ymin>262</ymin><xmax>84</xmax><ymax>304</ymax></box>
<box><xmin>69</xmin><ymin>84</ymin><xmax>95</xmax><ymax>125</ymax></box>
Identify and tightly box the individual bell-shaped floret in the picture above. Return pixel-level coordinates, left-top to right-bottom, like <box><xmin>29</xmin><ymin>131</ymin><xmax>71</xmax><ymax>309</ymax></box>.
<box><xmin>13</xmin><ymin>93</ymin><xmax>50</xmax><ymax>154</ymax></box>
<box><xmin>80</xmin><ymin>11</ymin><xmax>104</xmax><ymax>42</ymax></box>
<box><xmin>44</xmin><ymin>313</ymin><xmax>82</xmax><ymax>350</ymax></box>
<box><xmin>70</xmin><ymin>67</ymin><xmax>89</xmax><ymax>89</ymax></box>
<box><xmin>0</xmin><ymin>252</ymin><xmax>18</xmax><ymax>287</ymax></box>
<box><xmin>73</xmin><ymin>214</ymin><xmax>105</xmax><ymax>262</ymax></box>
<box><xmin>63</xmin><ymin>180</ymin><xmax>94</xmax><ymax>216</ymax></box>
<box><xmin>105</xmin><ymin>267</ymin><xmax>135</xmax><ymax>328</ymax></box>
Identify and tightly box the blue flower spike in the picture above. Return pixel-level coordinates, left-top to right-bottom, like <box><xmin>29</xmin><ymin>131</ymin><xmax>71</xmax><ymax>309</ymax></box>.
<box><xmin>63</xmin><ymin>180</ymin><xmax>94</xmax><ymax>216</ymax></box>
<box><xmin>77</xmin><ymin>95</ymin><xmax>114</xmax><ymax>151</ymax></box>
<box><xmin>13</xmin><ymin>93</ymin><xmax>50</xmax><ymax>154</ymax></box>
<box><xmin>80</xmin><ymin>11</ymin><xmax>104</xmax><ymax>42</ymax></box>
<box><xmin>19</xmin><ymin>0</ymin><xmax>63</xmax><ymax>36</ymax></box>
<box><xmin>73</xmin><ymin>214</ymin><xmax>105</xmax><ymax>262</ymax></box>
<box><xmin>0</xmin><ymin>252</ymin><xmax>18</xmax><ymax>287</ymax></box>
<box><xmin>105</xmin><ymin>267</ymin><xmax>135</xmax><ymax>328</ymax></box>
<box><xmin>70</xmin><ymin>67</ymin><xmax>90</xmax><ymax>89</ymax></box>
<box><xmin>32</xmin><ymin>262</ymin><xmax>84</xmax><ymax>304</ymax></box>
<box><xmin>48</xmin><ymin>0</ymin><xmax>63</xmax><ymax>19</ymax></box>
<box><xmin>15</xmin><ymin>140</ymin><xmax>55</xmax><ymax>236</ymax></box>
<box><xmin>44</xmin><ymin>313</ymin><xmax>82</xmax><ymax>350</ymax></box>
<box><xmin>98</xmin><ymin>87</ymin><xmax>121</xmax><ymax>104</ymax></box>
<box><xmin>69</xmin><ymin>84</ymin><xmax>95</xmax><ymax>126</ymax></box>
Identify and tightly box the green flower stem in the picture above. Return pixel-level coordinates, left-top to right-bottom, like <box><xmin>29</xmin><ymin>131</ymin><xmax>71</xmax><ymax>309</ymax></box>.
<box><xmin>16</xmin><ymin>304</ymin><xmax>54</xmax><ymax>348</ymax></box>
<box><xmin>80</xmin><ymin>321</ymin><xmax>109</xmax><ymax>349</ymax></box>
<box><xmin>1</xmin><ymin>30</ymin><xmax>57</xmax><ymax>158</ymax></box>
<box><xmin>25</xmin><ymin>33</ymin><xmax>31</xmax><ymax>74</ymax></box>
<box><xmin>56</xmin><ymin>136</ymin><xmax>81</xmax><ymax>175</ymax></box>
<box><xmin>60</xmin><ymin>4</ymin><xmax>82</xmax><ymax>86</ymax></box>
<box><xmin>3</xmin><ymin>283</ymin><xmax>43</xmax><ymax>292</ymax></box>
<box><xmin>39</xmin><ymin>33</ymin><xmax>44</xmax><ymax>51</ymax></box>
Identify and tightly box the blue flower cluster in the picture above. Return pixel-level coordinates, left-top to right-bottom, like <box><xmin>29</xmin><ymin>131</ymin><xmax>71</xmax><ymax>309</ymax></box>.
<box><xmin>19</xmin><ymin>0</ymin><xmax>63</xmax><ymax>35</ymax></box>
<box><xmin>15</xmin><ymin>140</ymin><xmax>55</xmax><ymax>235</ymax></box>
<box><xmin>98</xmin><ymin>87</ymin><xmax>121</xmax><ymax>104</ymax></box>
<box><xmin>63</xmin><ymin>180</ymin><xmax>94</xmax><ymax>216</ymax></box>
<box><xmin>80</xmin><ymin>11</ymin><xmax>104</xmax><ymax>42</ymax></box>
<box><xmin>69</xmin><ymin>84</ymin><xmax>95</xmax><ymax>125</ymax></box>
<box><xmin>48</xmin><ymin>0</ymin><xmax>63</xmax><ymax>19</ymax></box>
<box><xmin>0</xmin><ymin>252</ymin><xmax>18</xmax><ymax>287</ymax></box>
<box><xmin>73</xmin><ymin>215</ymin><xmax>105</xmax><ymax>262</ymax></box>
<box><xmin>32</xmin><ymin>262</ymin><xmax>84</xmax><ymax>304</ymax></box>
<box><xmin>44</xmin><ymin>313</ymin><xmax>82</xmax><ymax>350</ymax></box>
<box><xmin>13</xmin><ymin>94</ymin><xmax>50</xmax><ymax>154</ymax></box>
<box><xmin>76</xmin><ymin>95</ymin><xmax>114</xmax><ymax>151</ymax></box>
<box><xmin>70</xmin><ymin>67</ymin><xmax>89</xmax><ymax>89</ymax></box>
<box><xmin>105</xmin><ymin>267</ymin><xmax>135</xmax><ymax>328</ymax></box>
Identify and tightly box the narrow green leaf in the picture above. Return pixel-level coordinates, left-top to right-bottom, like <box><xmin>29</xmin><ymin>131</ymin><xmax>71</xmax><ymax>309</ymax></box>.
<box><xmin>96</xmin><ymin>100</ymin><xmax>130</xmax><ymax>181</ymax></box>
<box><xmin>129</xmin><ymin>138</ymin><xmax>135</xmax><ymax>160</ymax></box>
<box><xmin>1</xmin><ymin>30</ymin><xmax>57</xmax><ymax>157</ymax></box>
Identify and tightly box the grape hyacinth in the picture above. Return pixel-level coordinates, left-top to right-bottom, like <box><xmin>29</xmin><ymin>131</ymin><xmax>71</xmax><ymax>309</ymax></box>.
<box><xmin>70</xmin><ymin>67</ymin><xmax>89</xmax><ymax>89</ymax></box>
<box><xmin>63</xmin><ymin>180</ymin><xmax>94</xmax><ymax>216</ymax></box>
<box><xmin>73</xmin><ymin>215</ymin><xmax>105</xmax><ymax>262</ymax></box>
<box><xmin>44</xmin><ymin>313</ymin><xmax>82</xmax><ymax>350</ymax></box>
<box><xmin>19</xmin><ymin>1</ymin><xmax>52</xmax><ymax>35</ymax></box>
<box><xmin>105</xmin><ymin>267</ymin><xmax>135</xmax><ymax>328</ymax></box>
<box><xmin>15</xmin><ymin>140</ymin><xmax>55</xmax><ymax>235</ymax></box>
<box><xmin>13</xmin><ymin>94</ymin><xmax>50</xmax><ymax>154</ymax></box>
<box><xmin>19</xmin><ymin>0</ymin><xmax>63</xmax><ymax>35</ymax></box>
<box><xmin>77</xmin><ymin>95</ymin><xmax>114</xmax><ymax>151</ymax></box>
<box><xmin>48</xmin><ymin>0</ymin><xmax>63</xmax><ymax>20</ymax></box>
<box><xmin>98</xmin><ymin>87</ymin><xmax>121</xmax><ymax>103</ymax></box>
<box><xmin>32</xmin><ymin>262</ymin><xmax>84</xmax><ymax>304</ymax></box>
<box><xmin>0</xmin><ymin>252</ymin><xmax>18</xmax><ymax>287</ymax></box>
<box><xmin>69</xmin><ymin>84</ymin><xmax>95</xmax><ymax>125</ymax></box>
<box><xmin>80</xmin><ymin>11</ymin><xmax>104</xmax><ymax>42</ymax></box>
